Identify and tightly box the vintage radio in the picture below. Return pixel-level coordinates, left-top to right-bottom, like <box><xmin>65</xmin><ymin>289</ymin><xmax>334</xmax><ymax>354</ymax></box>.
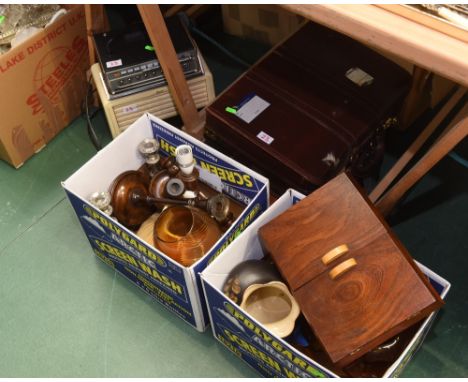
<box><xmin>205</xmin><ymin>22</ymin><xmax>411</xmax><ymax>195</ymax></box>
<box><xmin>91</xmin><ymin>55</ymin><xmax>215</xmax><ymax>138</ymax></box>
<box><xmin>93</xmin><ymin>15</ymin><xmax>202</xmax><ymax>98</ymax></box>
<box><xmin>258</xmin><ymin>173</ymin><xmax>444</xmax><ymax>368</ymax></box>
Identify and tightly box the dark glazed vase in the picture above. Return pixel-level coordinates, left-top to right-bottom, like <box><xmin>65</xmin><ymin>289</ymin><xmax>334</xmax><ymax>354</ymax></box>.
<box><xmin>222</xmin><ymin>258</ymin><xmax>282</xmax><ymax>304</ymax></box>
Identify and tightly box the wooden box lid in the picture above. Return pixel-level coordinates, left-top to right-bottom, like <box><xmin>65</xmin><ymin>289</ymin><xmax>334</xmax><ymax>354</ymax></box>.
<box><xmin>258</xmin><ymin>173</ymin><xmax>444</xmax><ymax>367</ymax></box>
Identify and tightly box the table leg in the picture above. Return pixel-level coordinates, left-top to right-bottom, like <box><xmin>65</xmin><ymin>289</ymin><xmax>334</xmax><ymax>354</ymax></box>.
<box><xmin>138</xmin><ymin>5</ymin><xmax>205</xmax><ymax>140</ymax></box>
<box><xmin>369</xmin><ymin>87</ymin><xmax>466</xmax><ymax>203</ymax></box>
<box><xmin>375</xmin><ymin>114</ymin><xmax>468</xmax><ymax>216</ymax></box>
<box><xmin>399</xmin><ymin>66</ymin><xmax>432</xmax><ymax>129</ymax></box>
<box><xmin>84</xmin><ymin>5</ymin><xmax>108</xmax><ymax>66</ymax></box>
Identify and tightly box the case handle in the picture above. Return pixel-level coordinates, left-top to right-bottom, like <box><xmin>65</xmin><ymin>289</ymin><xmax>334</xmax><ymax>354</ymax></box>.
<box><xmin>321</xmin><ymin>244</ymin><xmax>349</xmax><ymax>265</ymax></box>
<box><xmin>329</xmin><ymin>258</ymin><xmax>357</xmax><ymax>280</ymax></box>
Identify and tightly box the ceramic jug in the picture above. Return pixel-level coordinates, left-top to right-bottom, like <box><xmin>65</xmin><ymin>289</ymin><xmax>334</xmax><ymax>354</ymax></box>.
<box><xmin>240</xmin><ymin>281</ymin><xmax>300</xmax><ymax>338</ymax></box>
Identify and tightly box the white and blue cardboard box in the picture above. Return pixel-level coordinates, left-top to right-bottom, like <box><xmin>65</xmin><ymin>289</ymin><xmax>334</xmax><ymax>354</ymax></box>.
<box><xmin>201</xmin><ymin>189</ymin><xmax>451</xmax><ymax>377</ymax></box>
<box><xmin>62</xmin><ymin>113</ymin><xmax>269</xmax><ymax>331</ymax></box>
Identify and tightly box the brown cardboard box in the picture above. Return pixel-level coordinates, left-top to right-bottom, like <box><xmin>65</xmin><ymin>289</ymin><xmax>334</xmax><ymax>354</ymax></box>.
<box><xmin>221</xmin><ymin>4</ymin><xmax>304</xmax><ymax>46</ymax></box>
<box><xmin>0</xmin><ymin>5</ymin><xmax>88</xmax><ymax>168</ymax></box>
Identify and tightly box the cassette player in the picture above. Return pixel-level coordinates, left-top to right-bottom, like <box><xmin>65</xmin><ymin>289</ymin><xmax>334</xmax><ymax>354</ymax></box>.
<box><xmin>93</xmin><ymin>15</ymin><xmax>203</xmax><ymax>97</ymax></box>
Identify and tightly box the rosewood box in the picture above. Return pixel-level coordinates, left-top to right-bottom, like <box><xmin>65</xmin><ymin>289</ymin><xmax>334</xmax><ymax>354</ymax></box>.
<box><xmin>258</xmin><ymin>172</ymin><xmax>444</xmax><ymax>367</ymax></box>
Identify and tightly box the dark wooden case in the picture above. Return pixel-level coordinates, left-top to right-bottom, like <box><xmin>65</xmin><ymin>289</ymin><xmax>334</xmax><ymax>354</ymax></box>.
<box><xmin>258</xmin><ymin>173</ymin><xmax>444</xmax><ymax>367</ymax></box>
<box><xmin>205</xmin><ymin>22</ymin><xmax>411</xmax><ymax>195</ymax></box>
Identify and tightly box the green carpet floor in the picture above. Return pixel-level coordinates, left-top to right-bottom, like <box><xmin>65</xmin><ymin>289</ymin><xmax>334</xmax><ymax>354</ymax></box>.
<box><xmin>0</xmin><ymin>8</ymin><xmax>467</xmax><ymax>377</ymax></box>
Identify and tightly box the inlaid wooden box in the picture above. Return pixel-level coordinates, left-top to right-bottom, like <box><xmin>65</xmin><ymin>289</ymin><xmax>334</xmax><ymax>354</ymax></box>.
<box><xmin>258</xmin><ymin>172</ymin><xmax>444</xmax><ymax>367</ymax></box>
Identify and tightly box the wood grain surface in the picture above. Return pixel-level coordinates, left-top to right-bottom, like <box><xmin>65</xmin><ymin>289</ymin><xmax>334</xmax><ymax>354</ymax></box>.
<box><xmin>259</xmin><ymin>172</ymin><xmax>444</xmax><ymax>367</ymax></box>
<box><xmin>281</xmin><ymin>4</ymin><xmax>468</xmax><ymax>87</ymax></box>
<box><xmin>110</xmin><ymin>170</ymin><xmax>155</xmax><ymax>230</ymax></box>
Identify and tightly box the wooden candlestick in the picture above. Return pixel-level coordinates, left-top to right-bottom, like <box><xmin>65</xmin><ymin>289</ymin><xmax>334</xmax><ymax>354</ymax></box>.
<box><xmin>110</xmin><ymin>170</ymin><xmax>155</xmax><ymax>230</ymax></box>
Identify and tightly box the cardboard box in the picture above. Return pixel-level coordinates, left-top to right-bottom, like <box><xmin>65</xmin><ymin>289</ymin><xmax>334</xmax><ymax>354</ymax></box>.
<box><xmin>0</xmin><ymin>6</ymin><xmax>88</xmax><ymax>168</ymax></box>
<box><xmin>201</xmin><ymin>189</ymin><xmax>450</xmax><ymax>377</ymax></box>
<box><xmin>222</xmin><ymin>5</ymin><xmax>305</xmax><ymax>46</ymax></box>
<box><xmin>62</xmin><ymin>113</ymin><xmax>269</xmax><ymax>331</ymax></box>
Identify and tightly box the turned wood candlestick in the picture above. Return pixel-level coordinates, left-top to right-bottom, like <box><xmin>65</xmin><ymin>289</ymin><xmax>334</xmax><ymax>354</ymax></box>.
<box><xmin>134</xmin><ymin>193</ymin><xmax>231</xmax><ymax>225</ymax></box>
<box><xmin>110</xmin><ymin>170</ymin><xmax>232</xmax><ymax>230</ymax></box>
<box><xmin>149</xmin><ymin>170</ymin><xmax>185</xmax><ymax>200</ymax></box>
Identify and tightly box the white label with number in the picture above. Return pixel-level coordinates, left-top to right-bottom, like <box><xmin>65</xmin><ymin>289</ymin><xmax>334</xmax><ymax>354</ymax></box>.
<box><xmin>122</xmin><ymin>105</ymin><xmax>138</xmax><ymax>114</ymax></box>
<box><xmin>256</xmin><ymin>131</ymin><xmax>274</xmax><ymax>145</ymax></box>
<box><xmin>236</xmin><ymin>95</ymin><xmax>270</xmax><ymax>124</ymax></box>
<box><xmin>106</xmin><ymin>59</ymin><xmax>123</xmax><ymax>68</ymax></box>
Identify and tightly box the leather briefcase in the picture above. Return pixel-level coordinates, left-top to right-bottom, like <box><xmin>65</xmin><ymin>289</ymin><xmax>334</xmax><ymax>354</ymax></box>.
<box><xmin>205</xmin><ymin>22</ymin><xmax>411</xmax><ymax>195</ymax></box>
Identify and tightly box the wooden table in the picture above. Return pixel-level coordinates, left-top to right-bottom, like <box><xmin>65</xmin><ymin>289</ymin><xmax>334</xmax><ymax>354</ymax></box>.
<box><xmin>282</xmin><ymin>4</ymin><xmax>467</xmax><ymax>214</ymax></box>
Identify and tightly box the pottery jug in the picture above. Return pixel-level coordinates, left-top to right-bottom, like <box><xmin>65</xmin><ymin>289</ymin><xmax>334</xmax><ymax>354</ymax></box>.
<box><xmin>240</xmin><ymin>281</ymin><xmax>300</xmax><ymax>338</ymax></box>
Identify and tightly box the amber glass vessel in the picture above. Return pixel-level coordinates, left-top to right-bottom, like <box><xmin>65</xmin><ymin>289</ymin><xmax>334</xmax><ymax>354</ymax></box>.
<box><xmin>154</xmin><ymin>206</ymin><xmax>222</xmax><ymax>267</ymax></box>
